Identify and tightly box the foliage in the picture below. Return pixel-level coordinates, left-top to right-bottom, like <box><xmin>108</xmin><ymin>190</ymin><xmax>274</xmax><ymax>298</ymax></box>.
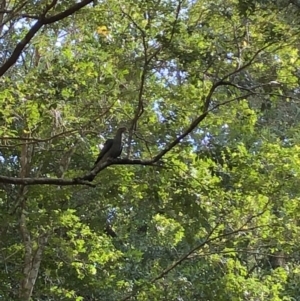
<box><xmin>0</xmin><ymin>0</ymin><xmax>300</xmax><ymax>300</ymax></box>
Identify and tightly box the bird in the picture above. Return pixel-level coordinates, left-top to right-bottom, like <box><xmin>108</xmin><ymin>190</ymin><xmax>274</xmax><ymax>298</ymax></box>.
<box><xmin>91</xmin><ymin>127</ymin><xmax>127</xmax><ymax>170</ymax></box>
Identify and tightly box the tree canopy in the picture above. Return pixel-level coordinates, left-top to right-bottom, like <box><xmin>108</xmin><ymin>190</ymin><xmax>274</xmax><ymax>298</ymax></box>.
<box><xmin>1</xmin><ymin>0</ymin><xmax>300</xmax><ymax>300</ymax></box>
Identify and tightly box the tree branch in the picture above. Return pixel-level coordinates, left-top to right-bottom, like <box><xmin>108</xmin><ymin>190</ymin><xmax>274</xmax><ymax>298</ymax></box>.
<box><xmin>151</xmin><ymin>91</ymin><xmax>254</xmax><ymax>162</ymax></box>
<box><xmin>121</xmin><ymin>202</ymin><xmax>272</xmax><ymax>301</ymax></box>
<box><xmin>121</xmin><ymin>222</ymin><xmax>270</xmax><ymax>301</ymax></box>
<box><xmin>0</xmin><ymin>0</ymin><xmax>93</xmax><ymax>77</ymax></box>
<box><xmin>219</xmin><ymin>43</ymin><xmax>273</xmax><ymax>82</ymax></box>
<box><xmin>43</xmin><ymin>0</ymin><xmax>92</xmax><ymax>24</ymax></box>
<box><xmin>0</xmin><ymin>20</ymin><xmax>43</xmax><ymax>76</ymax></box>
<box><xmin>0</xmin><ymin>93</ymin><xmax>252</xmax><ymax>186</ymax></box>
<box><xmin>0</xmin><ymin>175</ymin><xmax>95</xmax><ymax>187</ymax></box>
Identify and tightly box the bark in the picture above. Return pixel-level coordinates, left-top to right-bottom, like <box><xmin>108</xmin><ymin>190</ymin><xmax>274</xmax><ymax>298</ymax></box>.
<box><xmin>19</xmin><ymin>220</ymin><xmax>48</xmax><ymax>301</ymax></box>
<box><xmin>17</xmin><ymin>133</ymin><xmax>48</xmax><ymax>301</ymax></box>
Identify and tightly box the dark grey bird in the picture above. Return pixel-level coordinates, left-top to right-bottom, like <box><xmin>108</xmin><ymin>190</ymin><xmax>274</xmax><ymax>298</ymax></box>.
<box><xmin>91</xmin><ymin>127</ymin><xmax>127</xmax><ymax>170</ymax></box>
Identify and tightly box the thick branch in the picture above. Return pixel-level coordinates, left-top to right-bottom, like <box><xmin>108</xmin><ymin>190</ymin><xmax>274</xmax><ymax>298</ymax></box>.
<box><xmin>0</xmin><ymin>93</ymin><xmax>252</xmax><ymax>187</ymax></box>
<box><xmin>151</xmin><ymin>92</ymin><xmax>253</xmax><ymax>162</ymax></box>
<box><xmin>0</xmin><ymin>0</ymin><xmax>93</xmax><ymax>77</ymax></box>
<box><xmin>44</xmin><ymin>0</ymin><xmax>92</xmax><ymax>24</ymax></box>
<box><xmin>79</xmin><ymin>158</ymin><xmax>161</xmax><ymax>182</ymax></box>
<box><xmin>0</xmin><ymin>20</ymin><xmax>43</xmax><ymax>76</ymax></box>
<box><xmin>147</xmin><ymin>46</ymin><xmax>271</xmax><ymax>163</ymax></box>
<box><xmin>0</xmin><ymin>175</ymin><xmax>95</xmax><ymax>187</ymax></box>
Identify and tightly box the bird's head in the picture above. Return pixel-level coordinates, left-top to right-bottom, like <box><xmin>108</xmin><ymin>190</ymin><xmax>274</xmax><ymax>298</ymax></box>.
<box><xmin>118</xmin><ymin>127</ymin><xmax>127</xmax><ymax>133</ymax></box>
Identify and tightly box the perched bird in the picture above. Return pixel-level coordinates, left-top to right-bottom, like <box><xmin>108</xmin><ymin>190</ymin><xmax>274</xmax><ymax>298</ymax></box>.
<box><xmin>91</xmin><ymin>127</ymin><xmax>127</xmax><ymax>170</ymax></box>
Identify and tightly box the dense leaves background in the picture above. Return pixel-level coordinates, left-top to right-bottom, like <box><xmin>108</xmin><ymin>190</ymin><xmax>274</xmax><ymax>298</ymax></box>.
<box><xmin>1</xmin><ymin>0</ymin><xmax>300</xmax><ymax>300</ymax></box>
